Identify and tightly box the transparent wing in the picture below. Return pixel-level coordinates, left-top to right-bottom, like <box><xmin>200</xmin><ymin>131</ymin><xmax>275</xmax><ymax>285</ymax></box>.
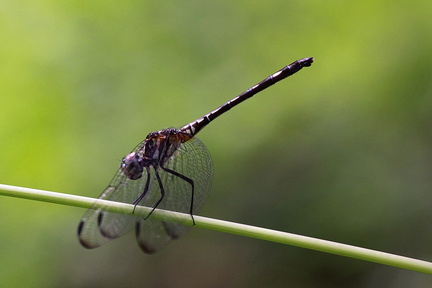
<box><xmin>77</xmin><ymin>143</ymin><xmax>151</xmax><ymax>249</ymax></box>
<box><xmin>135</xmin><ymin>136</ymin><xmax>213</xmax><ymax>253</ymax></box>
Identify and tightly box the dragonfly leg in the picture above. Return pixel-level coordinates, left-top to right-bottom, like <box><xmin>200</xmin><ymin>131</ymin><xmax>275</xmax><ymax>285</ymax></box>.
<box><xmin>132</xmin><ymin>167</ymin><xmax>151</xmax><ymax>213</ymax></box>
<box><xmin>160</xmin><ymin>165</ymin><xmax>196</xmax><ymax>225</ymax></box>
<box><xmin>144</xmin><ymin>167</ymin><xmax>166</xmax><ymax>220</ymax></box>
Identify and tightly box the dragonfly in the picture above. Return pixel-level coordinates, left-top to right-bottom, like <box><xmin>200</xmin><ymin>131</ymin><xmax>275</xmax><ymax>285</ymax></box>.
<box><xmin>78</xmin><ymin>57</ymin><xmax>314</xmax><ymax>254</ymax></box>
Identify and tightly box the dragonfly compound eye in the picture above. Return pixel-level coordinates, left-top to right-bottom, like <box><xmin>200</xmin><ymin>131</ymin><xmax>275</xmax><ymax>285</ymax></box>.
<box><xmin>121</xmin><ymin>152</ymin><xmax>144</xmax><ymax>180</ymax></box>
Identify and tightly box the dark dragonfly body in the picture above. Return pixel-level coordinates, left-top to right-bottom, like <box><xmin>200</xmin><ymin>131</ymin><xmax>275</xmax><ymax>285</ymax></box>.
<box><xmin>78</xmin><ymin>57</ymin><xmax>314</xmax><ymax>253</ymax></box>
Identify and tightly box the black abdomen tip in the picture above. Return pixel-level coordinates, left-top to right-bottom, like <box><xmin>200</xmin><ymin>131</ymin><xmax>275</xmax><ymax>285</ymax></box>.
<box><xmin>300</xmin><ymin>57</ymin><xmax>314</xmax><ymax>67</ymax></box>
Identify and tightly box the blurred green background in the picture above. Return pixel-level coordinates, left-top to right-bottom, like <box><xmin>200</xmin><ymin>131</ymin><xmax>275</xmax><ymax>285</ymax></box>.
<box><xmin>1</xmin><ymin>0</ymin><xmax>432</xmax><ymax>287</ymax></box>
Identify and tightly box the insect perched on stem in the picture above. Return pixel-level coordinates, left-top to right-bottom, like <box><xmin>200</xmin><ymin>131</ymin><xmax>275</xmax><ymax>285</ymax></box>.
<box><xmin>78</xmin><ymin>57</ymin><xmax>314</xmax><ymax>253</ymax></box>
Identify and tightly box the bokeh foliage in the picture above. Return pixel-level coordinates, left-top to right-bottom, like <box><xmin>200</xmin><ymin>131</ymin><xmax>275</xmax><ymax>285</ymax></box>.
<box><xmin>1</xmin><ymin>0</ymin><xmax>432</xmax><ymax>287</ymax></box>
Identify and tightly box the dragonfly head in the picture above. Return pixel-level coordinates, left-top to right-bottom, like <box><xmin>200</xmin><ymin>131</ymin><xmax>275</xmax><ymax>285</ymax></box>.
<box><xmin>121</xmin><ymin>152</ymin><xmax>144</xmax><ymax>180</ymax></box>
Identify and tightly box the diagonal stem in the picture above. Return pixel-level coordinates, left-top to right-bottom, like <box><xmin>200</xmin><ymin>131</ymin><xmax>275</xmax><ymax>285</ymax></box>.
<box><xmin>0</xmin><ymin>183</ymin><xmax>431</xmax><ymax>274</ymax></box>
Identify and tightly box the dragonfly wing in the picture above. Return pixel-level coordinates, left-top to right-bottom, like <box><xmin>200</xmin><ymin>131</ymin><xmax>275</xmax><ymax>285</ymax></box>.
<box><xmin>135</xmin><ymin>137</ymin><xmax>213</xmax><ymax>253</ymax></box>
<box><xmin>135</xmin><ymin>218</ymin><xmax>173</xmax><ymax>254</ymax></box>
<box><xmin>78</xmin><ymin>165</ymin><xmax>150</xmax><ymax>249</ymax></box>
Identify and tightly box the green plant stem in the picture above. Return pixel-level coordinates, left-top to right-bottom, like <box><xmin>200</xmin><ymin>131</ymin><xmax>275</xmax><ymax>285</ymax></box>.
<box><xmin>0</xmin><ymin>183</ymin><xmax>431</xmax><ymax>274</ymax></box>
